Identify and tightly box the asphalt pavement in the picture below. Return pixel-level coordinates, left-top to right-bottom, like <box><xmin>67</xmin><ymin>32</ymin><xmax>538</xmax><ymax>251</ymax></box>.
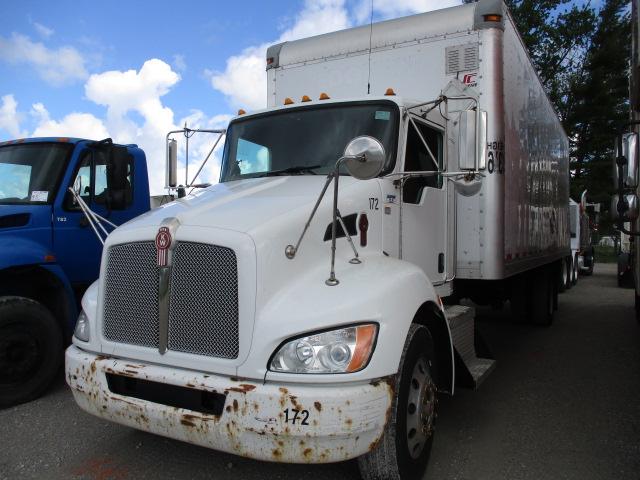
<box><xmin>1</xmin><ymin>263</ymin><xmax>639</xmax><ymax>480</ymax></box>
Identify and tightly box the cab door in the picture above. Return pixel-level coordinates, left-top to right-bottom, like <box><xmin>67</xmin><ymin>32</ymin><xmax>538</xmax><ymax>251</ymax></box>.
<box><xmin>53</xmin><ymin>146</ymin><xmax>134</xmax><ymax>288</ymax></box>
<box><xmin>400</xmin><ymin>117</ymin><xmax>447</xmax><ymax>285</ymax></box>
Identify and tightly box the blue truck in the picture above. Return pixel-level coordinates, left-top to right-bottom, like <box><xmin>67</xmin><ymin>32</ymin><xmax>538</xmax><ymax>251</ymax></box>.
<box><xmin>0</xmin><ymin>137</ymin><xmax>150</xmax><ymax>407</ymax></box>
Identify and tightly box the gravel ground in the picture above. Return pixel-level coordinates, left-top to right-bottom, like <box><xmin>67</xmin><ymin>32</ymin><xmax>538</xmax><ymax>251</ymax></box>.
<box><xmin>1</xmin><ymin>263</ymin><xmax>639</xmax><ymax>480</ymax></box>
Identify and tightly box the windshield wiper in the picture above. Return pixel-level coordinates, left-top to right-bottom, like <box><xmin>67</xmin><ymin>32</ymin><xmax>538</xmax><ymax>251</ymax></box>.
<box><xmin>257</xmin><ymin>164</ymin><xmax>322</xmax><ymax>177</ymax></box>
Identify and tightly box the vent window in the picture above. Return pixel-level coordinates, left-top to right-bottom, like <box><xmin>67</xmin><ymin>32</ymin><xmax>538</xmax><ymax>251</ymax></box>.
<box><xmin>445</xmin><ymin>43</ymin><xmax>479</xmax><ymax>75</ymax></box>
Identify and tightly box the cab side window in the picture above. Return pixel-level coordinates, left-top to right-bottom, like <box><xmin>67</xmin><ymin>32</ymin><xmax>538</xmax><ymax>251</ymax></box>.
<box><xmin>403</xmin><ymin>121</ymin><xmax>443</xmax><ymax>204</ymax></box>
<box><xmin>66</xmin><ymin>149</ymin><xmax>133</xmax><ymax>210</ymax></box>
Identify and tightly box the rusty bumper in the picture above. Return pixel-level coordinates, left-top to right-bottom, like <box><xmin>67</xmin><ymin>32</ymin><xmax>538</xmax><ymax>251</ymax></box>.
<box><xmin>65</xmin><ymin>346</ymin><xmax>393</xmax><ymax>463</ymax></box>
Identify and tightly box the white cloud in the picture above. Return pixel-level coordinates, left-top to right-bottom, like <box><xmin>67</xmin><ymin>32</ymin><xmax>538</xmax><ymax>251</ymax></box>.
<box><xmin>354</xmin><ymin>0</ymin><xmax>461</xmax><ymax>23</ymax></box>
<box><xmin>173</xmin><ymin>54</ymin><xmax>186</xmax><ymax>72</ymax></box>
<box><xmin>31</xmin><ymin>102</ymin><xmax>109</xmax><ymax>139</ymax></box>
<box><xmin>33</xmin><ymin>22</ymin><xmax>54</xmax><ymax>39</ymax></box>
<box><xmin>83</xmin><ymin>59</ymin><xmax>183</xmax><ymax>193</ymax></box>
<box><xmin>0</xmin><ymin>94</ymin><xmax>26</xmax><ymax>138</ymax></box>
<box><xmin>0</xmin><ymin>33</ymin><xmax>87</xmax><ymax>86</ymax></box>
<box><xmin>210</xmin><ymin>0</ymin><xmax>351</xmax><ymax>110</ymax></box>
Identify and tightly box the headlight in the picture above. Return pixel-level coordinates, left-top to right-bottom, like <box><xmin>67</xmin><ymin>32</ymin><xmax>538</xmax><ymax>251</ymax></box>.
<box><xmin>74</xmin><ymin>310</ymin><xmax>90</xmax><ymax>342</ymax></box>
<box><xmin>269</xmin><ymin>324</ymin><xmax>377</xmax><ymax>374</ymax></box>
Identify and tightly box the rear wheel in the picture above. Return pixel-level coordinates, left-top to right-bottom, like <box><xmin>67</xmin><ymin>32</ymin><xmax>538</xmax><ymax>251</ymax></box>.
<box><xmin>0</xmin><ymin>297</ymin><xmax>63</xmax><ymax>408</ymax></box>
<box><xmin>530</xmin><ymin>267</ymin><xmax>554</xmax><ymax>326</ymax></box>
<box><xmin>559</xmin><ymin>259</ymin><xmax>567</xmax><ymax>293</ymax></box>
<box><xmin>358</xmin><ymin>324</ymin><xmax>437</xmax><ymax>480</ymax></box>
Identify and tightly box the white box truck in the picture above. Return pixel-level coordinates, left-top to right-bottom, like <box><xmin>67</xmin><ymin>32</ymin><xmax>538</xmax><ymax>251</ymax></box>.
<box><xmin>66</xmin><ymin>1</ymin><xmax>569</xmax><ymax>478</ymax></box>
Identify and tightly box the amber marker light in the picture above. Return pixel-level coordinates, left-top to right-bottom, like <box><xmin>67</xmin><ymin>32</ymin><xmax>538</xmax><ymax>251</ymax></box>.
<box><xmin>384</xmin><ymin>88</ymin><xmax>396</xmax><ymax>96</ymax></box>
<box><xmin>301</xmin><ymin>95</ymin><xmax>312</xmax><ymax>102</ymax></box>
<box><xmin>483</xmin><ymin>14</ymin><xmax>502</xmax><ymax>22</ymax></box>
<box><xmin>347</xmin><ymin>324</ymin><xmax>378</xmax><ymax>372</ymax></box>
<box><xmin>284</xmin><ymin>97</ymin><xmax>294</xmax><ymax>105</ymax></box>
<box><xmin>319</xmin><ymin>92</ymin><xmax>330</xmax><ymax>100</ymax></box>
<box><xmin>237</xmin><ymin>109</ymin><xmax>246</xmax><ymax>115</ymax></box>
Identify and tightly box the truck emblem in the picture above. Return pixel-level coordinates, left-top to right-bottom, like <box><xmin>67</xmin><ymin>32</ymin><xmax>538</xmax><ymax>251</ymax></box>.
<box><xmin>155</xmin><ymin>227</ymin><xmax>172</xmax><ymax>267</ymax></box>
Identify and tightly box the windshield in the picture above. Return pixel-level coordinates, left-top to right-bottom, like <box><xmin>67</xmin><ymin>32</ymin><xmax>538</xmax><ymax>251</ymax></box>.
<box><xmin>0</xmin><ymin>143</ymin><xmax>74</xmax><ymax>205</ymax></box>
<box><xmin>219</xmin><ymin>102</ymin><xmax>399</xmax><ymax>181</ymax></box>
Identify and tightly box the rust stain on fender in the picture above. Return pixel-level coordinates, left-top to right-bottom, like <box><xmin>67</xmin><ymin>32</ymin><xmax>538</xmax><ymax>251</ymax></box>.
<box><xmin>226</xmin><ymin>384</ymin><xmax>256</xmax><ymax>394</ymax></box>
<box><xmin>314</xmin><ymin>401</ymin><xmax>322</xmax><ymax>412</ymax></box>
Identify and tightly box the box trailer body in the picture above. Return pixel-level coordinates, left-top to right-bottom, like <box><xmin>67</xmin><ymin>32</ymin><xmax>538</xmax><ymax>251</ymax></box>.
<box><xmin>267</xmin><ymin>0</ymin><xmax>570</xmax><ymax>284</ymax></box>
<box><xmin>66</xmin><ymin>1</ymin><xmax>570</xmax><ymax>478</ymax></box>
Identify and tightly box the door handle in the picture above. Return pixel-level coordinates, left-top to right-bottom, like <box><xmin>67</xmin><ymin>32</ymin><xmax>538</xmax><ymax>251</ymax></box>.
<box><xmin>438</xmin><ymin>253</ymin><xmax>445</xmax><ymax>274</ymax></box>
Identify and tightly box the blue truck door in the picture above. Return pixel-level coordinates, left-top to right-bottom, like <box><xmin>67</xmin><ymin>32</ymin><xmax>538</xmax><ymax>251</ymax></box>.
<box><xmin>52</xmin><ymin>146</ymin><xmax>135</xmax><ymax>287</ymax></box>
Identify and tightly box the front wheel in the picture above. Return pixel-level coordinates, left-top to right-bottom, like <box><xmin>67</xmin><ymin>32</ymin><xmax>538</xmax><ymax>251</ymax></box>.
<box><xmin>0</xmin><ymin>297</ymin><xmax>63</xmax><ymax>408</ymax></box>
<box><xmin>358</xmin><ymin>324</ymin><xmax>437</xmax><ymax>480</ymax></box>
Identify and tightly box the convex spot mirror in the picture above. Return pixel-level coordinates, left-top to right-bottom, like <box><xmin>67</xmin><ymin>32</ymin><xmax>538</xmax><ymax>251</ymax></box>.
<box><xmin>343</xmin><ymin>136</ymin><xmax>386</xmax><ymax>180</ymax></box>
<box><xmin>612</xmin><ymin>193</ymin><xmax>640</xmax><ymax>222</ymax></box>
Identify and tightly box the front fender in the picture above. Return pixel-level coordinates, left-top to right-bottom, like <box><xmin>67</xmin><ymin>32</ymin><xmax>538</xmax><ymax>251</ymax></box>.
<box><xmin>0</xmin><ymin>236</ymin><xmax>52</xmax><ymax>270</ymax></box>
<box><xmin>241</xmin><ymin>254</ymin><xmax>446</xmax><ymax>384</ymax></box>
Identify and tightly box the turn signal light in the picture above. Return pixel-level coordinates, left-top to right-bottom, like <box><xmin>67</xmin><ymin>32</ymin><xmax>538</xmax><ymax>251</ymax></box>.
<box><xmin>346</xmin><ymin>324</ymin><xmax>377</xmax><ymax>372</ymax></box>
<box><xmin>284</xmin><ymin>97</ymin><xmax>294</xmax><ymax>105</ymax></box>
<box><xmin>319</xmin><ymin>92</ymin><xmax>330</xmax><ymax>100</ymax></box>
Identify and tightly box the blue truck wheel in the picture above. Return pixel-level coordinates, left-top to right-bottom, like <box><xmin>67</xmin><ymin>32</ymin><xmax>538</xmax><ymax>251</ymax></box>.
<box><xmin>0</xmin><ymin>296</ymin><xmax>63</xmax><ymax>408</ymax></box>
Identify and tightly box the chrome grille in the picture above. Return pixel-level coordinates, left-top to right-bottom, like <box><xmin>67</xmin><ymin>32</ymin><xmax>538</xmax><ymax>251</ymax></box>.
<box><xmin>102</xmin><ymin>241</ymin><xmax>239</xmax><ymax>359</ymax></box>
<box><xmin>168</xmin><ymin>243</ymin><xmax>239</xmax><ymax>359</ymax></box>
<box><xmin>103</xmin><ymin>242</ymin><xmax>159</xmax><ymax>348</ymax></box>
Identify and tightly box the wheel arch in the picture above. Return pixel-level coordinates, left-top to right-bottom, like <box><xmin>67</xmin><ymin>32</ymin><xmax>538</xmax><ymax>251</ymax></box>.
<box><xmin>0</xmin><ymin>264</ymin><xmax>76</xmax><ymax>338</ymax></box>
<box><xmin>412</xmin><ymin>301</ymin><xmax>455</xmax><ymax>395</ymax></box>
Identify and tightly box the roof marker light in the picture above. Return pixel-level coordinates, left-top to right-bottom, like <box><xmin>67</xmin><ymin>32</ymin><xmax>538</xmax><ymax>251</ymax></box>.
<box><xmin>319</xmin><ymin>92</ymin><xmax>330</xmax><ymax>100</ymax></box>
<box><xmin>237</xmin><ymin>109</ymin><xmax>246</xmax><ymax>115</ymax></box>
<box><xmin>483</xmin><ymin>14</ymin><xmax>502</xmax><ymax>22</ymax></box>
<box><xmin>384</xmin><ymin>88</ymin><xmax>396</xmax><ymax>96</ymax></box>
<box><xmin>284</xmin><ymin>97</ymin><xmax>294</xmax><ymax>105</ymax></box>
<box><xmin>301</xmin><ymin>95</ymin><xmax>311</xmax><ymax>102</ymax></box>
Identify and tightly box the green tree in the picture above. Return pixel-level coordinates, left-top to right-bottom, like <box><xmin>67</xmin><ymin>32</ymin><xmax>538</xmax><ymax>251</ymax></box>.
<box><xmin>506</xmin><ymin>0</ymin><xmax>630</xmax><ymax>233</ymax></box>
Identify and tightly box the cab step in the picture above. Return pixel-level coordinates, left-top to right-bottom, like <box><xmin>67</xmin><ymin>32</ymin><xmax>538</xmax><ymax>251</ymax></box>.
<box><xmin>445</xmin><ymin>305</ymin><xmax>495</xmax><ymax>389</ymax></box>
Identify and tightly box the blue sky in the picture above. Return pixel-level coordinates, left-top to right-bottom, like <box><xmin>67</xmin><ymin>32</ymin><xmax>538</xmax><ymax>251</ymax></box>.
<box><xmin>0</xmin><ymin>0</ymin><xmax>598</xmax><ymax>193</ymax></box>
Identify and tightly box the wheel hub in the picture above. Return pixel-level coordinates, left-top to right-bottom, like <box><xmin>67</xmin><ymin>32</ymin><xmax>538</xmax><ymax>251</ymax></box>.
<box><xmin>406</xmin><ymin>358</ymin><xmax>437</xmax><ymax>459</ymax></box>
<box><xmin>0</xmin><ymin>330</ymin><xmax>40</xmax><ymax>384</ymax></box>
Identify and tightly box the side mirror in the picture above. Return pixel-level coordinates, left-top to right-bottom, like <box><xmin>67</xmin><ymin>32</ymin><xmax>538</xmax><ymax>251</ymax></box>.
<box><xmin>458</xmin><ymin>109</ymin><xmax>487</xmax><ymax>170</ymax></box>
<box><xmin>106</xmin><ymin>146</ymin><xmax>132</xmax><ymax>210</ymax></box>
<box><xmin>612</xmin><ymin>193</ymin><xmax>640</xmax><ymax>222</ymax></box>
<box><xmin>166</xmin><ymin>139</ymin><xmax>178</xmax><ymax>188</ymax></box>
<box><xmin>343</xmin><ymin>136</ymin><xmax>386</xmax><ymax>180</ymax></box>
<box><xmin>615</xmin><ymin>133</ymin><xmax>639</xmax><ymax>189</ymax></box>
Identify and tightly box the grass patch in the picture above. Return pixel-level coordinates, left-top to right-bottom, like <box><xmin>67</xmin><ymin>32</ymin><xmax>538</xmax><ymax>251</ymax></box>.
<box><xmin>594</xmin><ymin>245</ymin><xmax>617</xmax><ymax>263</ymax></box>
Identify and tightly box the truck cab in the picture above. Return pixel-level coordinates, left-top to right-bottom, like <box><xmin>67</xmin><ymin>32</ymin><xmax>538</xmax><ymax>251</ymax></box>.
<box><xmin>65</xmin><ymin>2</ymin><xmax>570</xmax><ymax>479</ymax></box>
<box><xmin>0</xmin><ymin>137</ymin><xmax>150</xmax><ymax>407</ymax></box>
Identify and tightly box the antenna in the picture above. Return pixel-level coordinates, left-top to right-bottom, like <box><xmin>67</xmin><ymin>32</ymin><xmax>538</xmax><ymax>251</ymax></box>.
<box><xmin>366</xmin><ymin>0</ymin><xmax>373</xmax><ymax>95</ymax></box>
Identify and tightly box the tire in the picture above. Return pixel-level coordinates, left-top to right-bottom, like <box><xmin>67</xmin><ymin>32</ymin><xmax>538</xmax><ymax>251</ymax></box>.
<box><xmin>559</xmin><ymin>259</ymin><xmax>567</xmax><ymax>293</ymax></box>
<box><xmin>583</xmin><ymin>247</ymin><xmax>594</xmax><ymax>276</ymax></box>
<box><xmin>564</xmin><ymin>257</ymin><xmax>572</xmax><ymax>290</ymax></box>
<box><xmin>358</xmin><ymin>324</ymin><xmax>437</xmax><ymax>480</ymax></box>
<box><xmin>0</xmin><ymin>296</ymin><xmax>63</xmax><ymax>408</ymax></box>
<box><xmin>530</xmin><ymin>268</ymin><xmax>554</xmax><ymax>326</ymax></box>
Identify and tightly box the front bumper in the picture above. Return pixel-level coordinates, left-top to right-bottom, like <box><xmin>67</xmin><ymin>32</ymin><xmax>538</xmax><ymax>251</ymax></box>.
<box><xmin>65</xmin><ymin>346</ymin><xmax>393</xmax><ymax>463</ymax></box>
